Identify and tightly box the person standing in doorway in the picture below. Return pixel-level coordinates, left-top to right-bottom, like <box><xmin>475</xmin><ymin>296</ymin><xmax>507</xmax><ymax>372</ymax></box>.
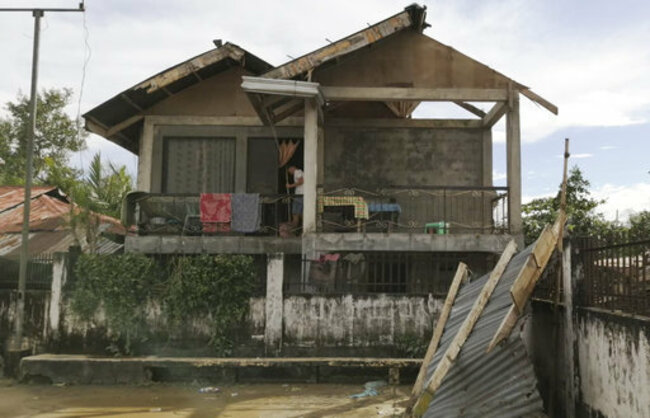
<box><xmin>286</xmin><ymin>165</ymin><xmax>304</xmax><ymax>228</ymax></box>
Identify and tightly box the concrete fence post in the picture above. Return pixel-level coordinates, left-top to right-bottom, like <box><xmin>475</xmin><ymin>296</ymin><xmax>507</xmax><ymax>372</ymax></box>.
<box><xmin>265</xmin><ymin>253</ymin><xmax>284</xmax><ymax>355</ymax></box>
<box><xmin>48</xmin><ymin>252</ymin><xmax>67</xmax><ymax>340</ymax></box>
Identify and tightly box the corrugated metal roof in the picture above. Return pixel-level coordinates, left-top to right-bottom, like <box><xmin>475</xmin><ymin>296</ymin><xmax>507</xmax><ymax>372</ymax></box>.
<box><xmin>422</xmin><ymin>245</ymin><xmax>545</xmax><ymax>417</ymax></box>
<box><xmin>0</xmin><ymin>232</ymin><xmax>123</xmax><ymax>258</ymax></box>
<box><xmin>0</xmin><ymin>186</ymin><xmax>125</xmax><ymax>235</ymax></box>
<box><xmin>83</xmin><ymin>43</ymin><xmax>273</xmax><ymax>154</ymax></box>
<box><xmin>0</xmin><ymin>186</ymin><xmax>58</xmax><ymax>212</ymax></box>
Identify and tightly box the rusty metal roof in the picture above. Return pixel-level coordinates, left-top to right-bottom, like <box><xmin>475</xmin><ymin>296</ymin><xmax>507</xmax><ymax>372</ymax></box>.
<box><xmin>0</xmin><ymin>186</ymin><xmax>125</xmax><ymax>235</ymax></box>
<box><xmin>422</xmin><ymin>245</ymin><xmax>546</xmax><ymax>416</ymax></box>
<box><xmin>83</xmin><ymin>43</ymin><xmax>273</xmax><ymax>154</ymax></box>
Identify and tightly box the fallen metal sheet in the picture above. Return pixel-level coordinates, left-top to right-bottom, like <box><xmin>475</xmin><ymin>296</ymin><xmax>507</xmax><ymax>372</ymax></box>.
<box><xmin>421</xmin><ymin>246</ymin><xmax>546</xmax><ymax>417</ymax></box>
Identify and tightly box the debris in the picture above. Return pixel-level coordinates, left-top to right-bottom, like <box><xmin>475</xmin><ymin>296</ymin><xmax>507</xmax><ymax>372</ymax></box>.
<box><xmin>349</xmin><ymin>381</ymin><xmax>386</xmax><ymax>399</ymax></box>
<box><xmin>231</xmin><ymin>392</ymin><xmax>239</xmax><ymax>397</ymax></box>
<box><xmin>198</xmin><ymin>386</ymin><xmax>220</xmax><ymax>394</ymax></box>
<box><xmin>149</xmin><ymin>407</ymin><xmax>162</xmax><ymax>412</ymax></box>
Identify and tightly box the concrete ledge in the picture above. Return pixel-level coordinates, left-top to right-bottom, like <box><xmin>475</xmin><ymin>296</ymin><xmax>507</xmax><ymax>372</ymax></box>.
<box><xmin>126</xmin><ymin>236</ymin><xmax>302</xmax><ymax>254</ymax></box>
<box><xmin>304</xmin><ymin>233</ymin><xmax>514</xmax><ymax>253</ymax></box>
<box><xmin>20</xmin><ymin>355</ymin><xmax>421</xmax><ymax>385</ymax></box>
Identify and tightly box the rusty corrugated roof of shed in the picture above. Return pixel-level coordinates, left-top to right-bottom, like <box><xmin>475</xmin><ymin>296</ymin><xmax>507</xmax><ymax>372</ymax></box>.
<box><xmin>263</xmin><ymin>4</ymin><xmax>428</xmax><ymax>81</ymax></box>
<box><xmin>0</xmin><ymin>232</ymin><xmax>123</xmax><ymax>259</ymax></box>
<box><xmin>421</xmin><ymin>245</ymin><xmax>545</xmax><ymax>416</ymax></box>
<box><xmin>83</xmin><ymin>42</ymin><xmax>273</xmax><ymax>154</ymax></box>
<box><xmin>0</xmin><ymin>186</ymin><xmax>58</xmax><ymax>212</ymax></box>
<box><xmin>0</xmin><ymin>186</ymin><xmax>126</xmax><ymax>236</ymax></box>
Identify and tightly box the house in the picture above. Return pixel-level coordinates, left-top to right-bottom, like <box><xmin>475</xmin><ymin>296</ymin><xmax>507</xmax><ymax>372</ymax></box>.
<box><xmin>83</xmin><ymin>5</ymin><xmax>556</xmax><ymax>353</ymax></box>
<box><xmin>0</xmin><ymin>186</ymin><xmax>125</xmax><ymax>288</ymax></box>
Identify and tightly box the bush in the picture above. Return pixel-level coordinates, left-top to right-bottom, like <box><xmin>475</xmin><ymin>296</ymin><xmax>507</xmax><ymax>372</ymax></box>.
<box><xmin>165</xmin><ymin>255</ymin><xmax>256</xmax><ymax>355</ymax></box>
<box><xmin>70</xmin><ymin>253</ymin><xmax>160</xmax><ymax>354</ymax></box>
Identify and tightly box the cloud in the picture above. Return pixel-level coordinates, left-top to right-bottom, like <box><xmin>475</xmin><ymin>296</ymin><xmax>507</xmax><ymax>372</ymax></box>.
<box><xmin>556</xmin><ymin>153</ymin><xmax>593</xmax><ymax>159</ymax></box>
<box><xmin>599</xmin><ymin>145</ymin><xmax>617</xmax><ymax>150</ymax></box>
<box><xmin>493</xmin><ymin>171</ymin><xmax>507</xmax><ymax>181</ymax></box>
<box><xmin>592</xmin><ymin>182</ymin><xmax>650</xmax><ymax>221</ymax></box>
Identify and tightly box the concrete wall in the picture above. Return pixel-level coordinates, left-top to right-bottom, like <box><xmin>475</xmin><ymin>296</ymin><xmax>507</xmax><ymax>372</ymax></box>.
<box><xmin>283</xmin><ymin>294</ymin><xmax>441</xmax><ymax>350</ymax></box>
<box><xmin>576</xmin><ymin>309</ymin><xmax>649</xmax><ymax>418</ymax></box>
<box><xmin>526</xmin><ymin>302</ymin><xmax>650</xmax><ymax>418</ymax></box>
<box><xmin>324</xmin><ymin>126</ymin><xmax>485</xmax><ymax>187</ymax></box>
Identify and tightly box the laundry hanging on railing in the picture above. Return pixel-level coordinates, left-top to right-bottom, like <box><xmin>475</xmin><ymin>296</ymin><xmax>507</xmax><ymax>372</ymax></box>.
<box><xmin>231</xmin><ymin>193</ymin><xmax>261</xmax><ymax>233</ymax></box>
<box><xmin>200</xmin><ymin>193</ymin><xmax>231</xmax><ymax>232</ymax></box>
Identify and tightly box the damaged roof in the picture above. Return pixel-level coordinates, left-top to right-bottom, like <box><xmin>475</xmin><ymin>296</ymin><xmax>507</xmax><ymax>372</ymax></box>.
<box><xmin>83</xmin><ymin>43</ymin><xmax>273</xmax><ymax>153</ymax></box>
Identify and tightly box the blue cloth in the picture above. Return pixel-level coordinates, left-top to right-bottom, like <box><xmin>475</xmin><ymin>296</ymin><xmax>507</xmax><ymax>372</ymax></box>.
<box><xmin>368</xmin><ymin>202</ymin><xmax>401</xmax><ymax>213</ymax></box>
<box><xmin>231</xmin><ymin>193</ymin><xmax>261</xmax><ymax>233</ymax></box>
<box><xmin>292</xmin><ymin>196</ymin><xmax>303</xmax><ymax>215</ymax></box>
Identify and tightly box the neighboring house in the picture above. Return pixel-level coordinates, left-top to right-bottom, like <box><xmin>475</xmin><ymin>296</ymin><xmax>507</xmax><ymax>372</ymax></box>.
<box><xmin>0</xmin><ymin>186</ymin><xmax>125</xmax><ymax>288</ymax></box>
<box><xmin>83</xmin><ymin>6</ymin><xmax>557</xmax><ymax>352</ymax></box>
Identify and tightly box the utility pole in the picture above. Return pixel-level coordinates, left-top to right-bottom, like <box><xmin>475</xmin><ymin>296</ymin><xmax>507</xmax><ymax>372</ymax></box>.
<box><xmin>0</xmin><ymin>2</ymin><xmax>85</xmax><ymax>351</ymax></box>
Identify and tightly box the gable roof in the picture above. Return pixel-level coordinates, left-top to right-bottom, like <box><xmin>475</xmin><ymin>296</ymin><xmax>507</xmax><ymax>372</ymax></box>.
<box><xmin>83</xmin><ymin>43</ymin><xmax>272</xmax><ymax>153</ymax></box>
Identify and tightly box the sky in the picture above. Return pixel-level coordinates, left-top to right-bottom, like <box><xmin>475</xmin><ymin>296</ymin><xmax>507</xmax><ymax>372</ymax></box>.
<box><xmin>0</xmin><ymin>0</ymin><xmax>649</xmax><ymax>221</ymax></box>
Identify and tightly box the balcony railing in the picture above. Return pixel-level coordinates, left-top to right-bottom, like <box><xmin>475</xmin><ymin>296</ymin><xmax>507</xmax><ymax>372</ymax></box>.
<box><xmin>317</xmin><ymin>185</ymin><xmax>509</xmax><ymax>234</ymax></box>
<box><xmin>124</xmin><ymin>185</ymin><xmax>509</xmax><ymax>237</ymax></box>
<box><xmin>126</xmin><ymin>193</ymin><xmax>301</xmax><ymax>237</ymax></box>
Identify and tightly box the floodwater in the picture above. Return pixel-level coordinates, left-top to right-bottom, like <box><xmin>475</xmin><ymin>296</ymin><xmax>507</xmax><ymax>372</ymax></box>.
<box><xmin>0</xmin><ymin>380</ymin><xmax>409</xmax><ymax>417</ymax></box>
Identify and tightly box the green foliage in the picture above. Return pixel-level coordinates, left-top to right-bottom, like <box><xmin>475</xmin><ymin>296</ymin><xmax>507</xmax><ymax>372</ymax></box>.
<box><xmin>629</xmin><ymin>211</ymin><xmax>650</xmax><ymax>240</ymax></box>
<box><xmin>69</xmin><ymin>254</ymin><xmax>257</xmax><ymax>356</ymax></box>
<box><xmin>0</xmin><ymin>88</ymin><xmax>85</xmax><ymax>184</ymax></box>
<box><xmin>165</xmin><ymin>255</ymin><xmax>257</xmax><ymax>355</ymax></box>
<box><xmin>522</xmin><ymin>166</ymin><xmax>615</xmax><ymax>245</ymax></box>
<box><xmin>394</xmin><ymin>334</ymin><xmax>428</xmax><ymax>359</ymax></box>
<box><xmin>70</xmin><ymin>253</ymin><xmax>160</xmax><ymax>354</ymax></box>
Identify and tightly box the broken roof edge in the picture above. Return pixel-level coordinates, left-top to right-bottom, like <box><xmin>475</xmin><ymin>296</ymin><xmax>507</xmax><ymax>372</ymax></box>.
<box><xmin>82</xmin><ymin>42</ymin><xmax>274</xmax><ymax>152</ymax></box>
<box><xmin>262</xmin><ymin>4</ymin><xmax>428</xmax><ymax>81</ymax></box>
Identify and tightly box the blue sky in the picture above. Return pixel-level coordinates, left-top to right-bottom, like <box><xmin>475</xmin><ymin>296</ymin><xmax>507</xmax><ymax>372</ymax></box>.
<box><xmin>0</xmin><ymin>0</ymin><xmax>648</xmax><ymax>220</ymax></box>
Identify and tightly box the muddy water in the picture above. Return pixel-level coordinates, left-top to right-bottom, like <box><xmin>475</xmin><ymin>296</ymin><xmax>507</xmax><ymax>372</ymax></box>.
<box><xmin>0</xmin><ymin>381</ymin><xmax>409</xmax><ymax>417</ymax></box>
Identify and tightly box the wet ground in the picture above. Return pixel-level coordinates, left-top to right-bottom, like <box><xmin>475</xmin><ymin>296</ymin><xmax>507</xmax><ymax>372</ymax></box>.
<box><xmin>0</xmin><ymin>379</ymin><xmax>409</xmax><ymax>417</ymax></box>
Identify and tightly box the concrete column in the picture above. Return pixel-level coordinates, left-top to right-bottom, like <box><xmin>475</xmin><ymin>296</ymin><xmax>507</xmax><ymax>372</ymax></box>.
<box><xmin>136</xmin><ymin>117</ymin><xmax>154</xmax><ymax>191</ymax></box>
<box><xmin>506</xmin><ymin>93</ymin><xmax>523</xmax><ymax>246</ymax></box>
<box><xmin>264</xmin><ymin>253</ymin><xmax>284</xmax><ymax>355</ymax></box>
<box><xmin>302</xmin><ymin>99</ymin><xmax>319</xmax><ymax>234</ymax></box>
<box><xmin>235</xmin><ymin>132</ymin><xmax>248</xmax><ymax>193</ymax></box>
<box><xmin>482</xmin><ymin>128</ymin><xmax>493</xmax><ymax>187</ymax></box>
<box><xmin>48</xmin><ymin>252</ymin><xmax>67</xmax><ymax>338</ymax></box>
<box><xmin>562</xmin><ymin>241</ymin><xmax>576</xmax><ymax>418</ymax></box>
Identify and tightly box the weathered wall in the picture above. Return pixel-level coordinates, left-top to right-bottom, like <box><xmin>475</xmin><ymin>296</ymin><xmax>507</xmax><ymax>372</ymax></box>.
<box><xmin>324</xmin><ymin>126</ymin><xmax>484</xmax><ymax>187</ymax></box>
<box><xmin>0</xmin><ymin>290</ymin><xmax>50</xmax><ymax>349</ymax></box>
<box><xmin>145</xmin><ymin>66</ymin><xmax>258</xmax><ymax>117</ymax></box>
<box><xmin>576</xmin><ymin>309</ymin><xmax>650</xmax><ymax>418</ymax></box>
<box><xmin>283</xmin><ymin>294</ymin><xmax>442</xmax><ymax>350</ymax></box>
<box><xmin>526</xmin><ymin>301</ymin><xmax>650</xmax><ymax>418</ymax></box>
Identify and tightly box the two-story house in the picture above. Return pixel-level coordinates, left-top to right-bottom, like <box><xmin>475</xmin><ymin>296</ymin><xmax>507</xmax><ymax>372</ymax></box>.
<box><xmin>83</xmin><ymin>5</ymin><xmax>556</xmax><ymax>354</ymax></box>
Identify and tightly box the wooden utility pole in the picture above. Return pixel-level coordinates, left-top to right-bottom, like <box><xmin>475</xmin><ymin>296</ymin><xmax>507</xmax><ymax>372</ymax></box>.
<box><xmin>0</xmin><ymin>2</ymin><xmax>85</xmax><ymax>351</ymax></box>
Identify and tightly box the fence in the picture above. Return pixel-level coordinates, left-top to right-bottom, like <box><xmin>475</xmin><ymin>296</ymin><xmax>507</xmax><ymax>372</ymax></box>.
<box><xmin>0</xmin><ymin>253</ymin><xmax>54</xmax><ymax>290</ymax></box>
<box><xmin>318</xmin><ymin>185</ymin><xmax>509</xmax><ymax>234</ymax></box>
<box><xmin>577</xmin><ymin>234</ymin><xmax>650</xmax><ymax>317</ymax></box>
<box><xmin>284</xmin><ymin>252</ymin><xmax>495</xmax><ymax>296</ymax></box>
<box><xmin>127</xmin><ymin>193</ymin><xmax>300</xmax><ymax>237</ymax></box>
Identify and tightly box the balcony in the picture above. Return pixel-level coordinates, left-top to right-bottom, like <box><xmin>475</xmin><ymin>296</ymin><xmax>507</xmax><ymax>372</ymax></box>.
<box><xmin>317</xmin><ymin>185</ymin><xmax>509</xmax><ymax>235</ymax></box>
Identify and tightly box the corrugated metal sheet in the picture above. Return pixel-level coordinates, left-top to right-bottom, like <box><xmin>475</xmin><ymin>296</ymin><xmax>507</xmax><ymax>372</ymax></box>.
<box><xmin>163</xmin><ymin>137</ymin><xmax>236</xmax><ymax>193</ymax></box>
<box><xmin>0</xmin><ymin>186</ymin><xmax>58</xmax><ymax>212</ymax></box>
<box><xmin>422</xmin><ymin>245</ymin><xmax>545</xmax><ymax>417</ymax></box>
<box><xmin>0</xmin><ymin>232</ymin><xmax>122</xmax><ymax>259</ymax></box>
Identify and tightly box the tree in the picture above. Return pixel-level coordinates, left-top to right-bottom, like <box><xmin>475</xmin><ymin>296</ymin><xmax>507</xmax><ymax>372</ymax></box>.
<box><xmin>0</xmin><ymin>88</ymin><xmax>85</xmax><ymax>184</ymax></box>
<box><xmin>628</xmin><ymin>211</ymin><xmax>650</xmax><ymax>240</ymax></box>
<box><xmin>522</xmin><ymin>166</ymin><xmax>615</xmax><ymax>244</ymax></box>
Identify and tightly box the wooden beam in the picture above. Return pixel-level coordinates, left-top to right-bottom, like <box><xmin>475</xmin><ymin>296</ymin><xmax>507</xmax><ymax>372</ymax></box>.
<box><xmin>413</xmin><ymin>240</ymin><xmax>518</xmax><ymax>417</ymax></box>
<box><xmin>106</xmin><ymin>114</ymin><xmax>144</xmax><ymax>137</ymax></box>
<box><xmin>453</xmin><ymin>101</ymin><xmax>486</xmax><ymax>118</ymax></box>
<box><xmin>486</xmin><ymin>212</ymin><xmax>567</xmax><ymax>352</ymax></box>
<box><xmin>482</xmin><ymin>102</ymin><xmax>508</xmax><ymax>127</ymax></box>
<box><xmin>120</xmin><ymin>93</ymin><xmax>143</xmax><ymax>112</ymax></box>
<box><xmin>271</xmin><ymin>100</ymin><xmax>304</xmax><ymax>124</ymax></box>
<box><xmin>411</xmin><ymin>263</ymin><xmax>469</xmax><ymax>400</ymax></box>
<box><xmin>321</xmin><ymin>87</ymin><xmax>509</xmax><ymax>102</ymax></box>
<box><xmin>327</xmin><ymin>118</ymin><xmax>483</xmax><ymax>129</ymax></box>
<box><xmin>385</xmin><ymin>101</ymin><xmax>420</xmax><ymax>118</ymax></box>
<box><xmin>520</xmin><ymin>88</ymin><xmax>558</xmax><ymax>115</ymax></box>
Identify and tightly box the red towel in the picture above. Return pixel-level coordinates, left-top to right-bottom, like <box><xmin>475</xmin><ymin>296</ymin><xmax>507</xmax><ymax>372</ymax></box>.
<box><xmin>200</xmin><ymin>193</ymin><xmax>231</xmax><ymax>232</ymax></box>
